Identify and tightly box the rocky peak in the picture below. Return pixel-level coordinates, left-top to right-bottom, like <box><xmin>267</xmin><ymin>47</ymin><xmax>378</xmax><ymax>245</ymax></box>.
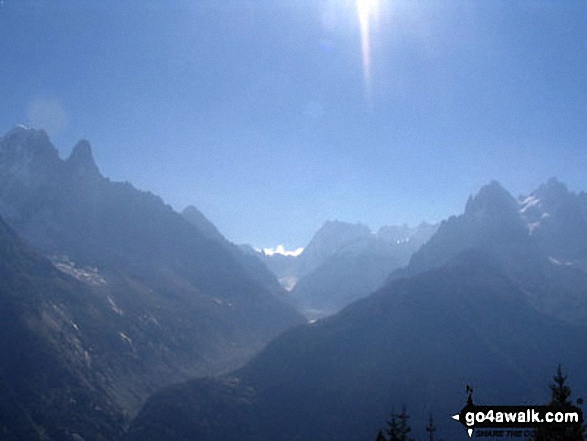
<box><xmin>464</xmin><ymin>180</ymin><xmax>520</xmax><ymax>221</ymax></box>
<box><xmin>182</xmin><ymin>205</ymin><xmax>224</xmax><ymax>242</ymax></box>
<box><xmin>0</xmin><ymin>126</ymin><xmax>59</xmax><ymax>162</ymax></box>
<box><xmin>298</xmin><ymin>220</ymin><xmax>372</xmax><ymax>275</ymax></box>
<box><xmin>533</xmin><ymin>177</ymin><xmax>571</xmax><ymax>203</ymax></box>
<box><xmin>304</xmin><ymin>220</ymin><xmax>371</xmax><ymax>257</ymax></box>
<box><xmin>65</xmin><ymin>140</ymin><xmax>101</xmax><ymax>178</ymax></box>
<box><xmin>0</xmin><ymin>126</ymin><xmax>62</xmax><ymax>187</ymax></box>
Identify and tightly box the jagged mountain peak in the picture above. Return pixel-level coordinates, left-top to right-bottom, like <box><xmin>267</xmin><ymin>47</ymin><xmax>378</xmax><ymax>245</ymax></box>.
<box><xmin>518</xmin><ymin>178</ymin><xmax>587</xmax><ymax>261</ymax></box>
<box><xmin>0</xmin><ymin>127</ymin><xmax>305</xmax><ymax>438</ymax></box>
<box><xmin>0</xmin><ymin>126</ymin><xmax>59</xmax><ymax>162</ymax></box>
<box><xmin>464</xmin><ymin>180</ymin><xmax>519</xmax><ymax>219</ymax></box>
<box><xmin>4</xmin><ymin>125</ymin><xmax>50</xmax><ymax>143</ymax></box>
<box><xmin>533</xmin><ymin>177</ymin><xmax>570</xmax><ymax>201</ymax></box>
<box><xmin>65</xmin><ymin>139</ymin><xmax>101</xmax><ymax>177</ymax></box>
<box><xmin>376</xmin><ymin>222</ymin><xmax>438</xmax><ymax>243</ymax></box>
<box><xmin>396</xmin><ymin>181</ymin><xmax>535</xmax><ymax>281</ymax></box>
<box><xmin>518</xmin><ymin>178</ymin><xmax>573</xmax><ymax>221</ymax></box>
<box><xmin>308</xmin><ymin>220</ymin><xmax>371</xmax><ymax>246</ymax></box>
<box><xmin>0</xmin><ymin>126</ymin><xmax>62</xmax><ymax>191</ymax></box>
<box><xmin>316</xmin><ymin>219</ymin><xmax>370</xmax><ymax>234</ymax></box>
<box><xmin>182</xmin><ymin>205</ymin><xmax>224</xmax><ymax>242</ymax></box>
<box><xmin>376</xmin><ymin>223</ymin><xmax>411</xmax><ymax>242</ymax></box>
<box><xmin>297</xmin><ymin>220</ymin><xmax>372</xmax><ymax>275</ymax></box>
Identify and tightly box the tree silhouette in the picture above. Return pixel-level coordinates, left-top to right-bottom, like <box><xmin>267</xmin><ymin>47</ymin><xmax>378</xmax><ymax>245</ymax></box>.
<box><xmin>531</xmin><ymin>365</ymin><xmax>585</xmax><ymax>441</ymax></box>
<box><xmin>375</xmin><ymin>430</ymin><xmax>387</xmax><ymax>441</ymax></box>
<box><xmin>386</xmin><ymin>413</ymin><xmax>400</xmax><ymax>441</ymax></box>
<box><xmin>425</xmin><ymin>414</ymin><xmax>436</xmax><ymax>441</ymax></box>
<box><xmin>550</xmin><ymin>365</ymin><xmax>571</xmax><ymax>406</ymax></box>
<box><xmin>375</xmin><ymin>405</ymin><xmax>416</xmax><ymax>441</ymax></box>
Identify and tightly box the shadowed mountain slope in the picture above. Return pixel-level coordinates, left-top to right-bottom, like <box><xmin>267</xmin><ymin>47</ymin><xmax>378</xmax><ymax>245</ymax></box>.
<box><xmin>182</xmin><ymin>205</ymin><xmax>288</xmax><ymax>301</ymax></box>
<box><xmin>0</xmin><ymin>127</ymin><xmax>304</xmax><ymax>424</ymax></box>
<box><xmin>291</xmin><ymin>222</ymin><xmax>437</xmax><ymax>318</ymax></box>
<box><xmin>127</xmin><ymin>250</ymin><xmax>587</xmax><ymax>441</ymax></box>
<box><xmin>126</xmin><ymin>180</ymin><xmax>587</xmax><ymax>441</ymax></box>
<box><xmin>393</xmin><ymin>180</ymin><xmax>587</xmax><ymax>324</ymax></box>
<box><xmin>0</xmin><ymin>216</ymin><xmax>126</xmax><ymax>440</ymax></box>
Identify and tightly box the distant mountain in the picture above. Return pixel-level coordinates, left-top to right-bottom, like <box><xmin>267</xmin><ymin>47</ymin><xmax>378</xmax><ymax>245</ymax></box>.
<box><xmin>126</xmin><ymin>180</ymin><xmax>587</xmax><ymax>441</ymax></box>
<box><xmin>0</xmin><ymin>127</ymin><xmax>304</xmax><ymax>421</ymax></box>
<box><xmin>394</xmin><ymin>179</ymin><xmax>587</xmax><ymax>324</ymax></box>
<box><xmin>255</xmin><ymin>220</ymin><xmax>437</xmax><ymax>317</ymax></box>
<box><xmin>181</xmin><ymin>205</ymin><xmax>226</xmax><ymax>243</ymax></box>
<box><xmin>127</xmin><ymin>250</ymin><xmax>587</xmax><ymax>441</ymax></box>
<box><xmin>395</xmin><ymin>180</ymin><xmax>537</xmax><ymax>278</ymax></box>
<box><xmin>253</xmin><ymin>246</ymin><xmax>300</xmax><ymax>291</ymax></box>
<box><xmin>256</xmin><ymin>221</ymin><xmax>372</xmax><ymax>288</ymax></box>
<box><xmin>182</xmin><ymin>205</ymin><xmax>287</xmax><ymax>300</ymax></box>
<box><xmin>519</xmin><ymin>177</ymin><xmax>587</xmax><ymax>262</ymax></box>
<box><xmin>291</xmin><ymin>222</ymin><xmax>437</xmax><ymax>318</ymax></box>
<box><xmin>297</xmin><ymin>220</ymin><xmax>372</xmax><ymax>276</ymax></box>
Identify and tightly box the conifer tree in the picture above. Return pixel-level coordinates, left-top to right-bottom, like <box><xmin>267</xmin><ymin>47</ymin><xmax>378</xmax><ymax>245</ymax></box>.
<box><xmin>425</xmin><ymin>414</ymin><xmax>436</xmax><ymax>441</ymax></box>
<box><xmin>532</xmin><ymin>365</ymin><xmax>585</xmax><ymax>441</ymax></box>
<box><xmin>375</xmin><ymin>430</ymin><xmax>387</xmax><ymax>441</ymax></box>
<box><xmin>384</xmin><ymin>405</ymin><xmax>415</xmax><ymax>441</ymax></box>
<box><xmin>386</xmin><ymin>412</ymin><xmax>400</xmax><ymax>441</ymax></box>
<box><xmin>550</xmin><ymin>365</ymin><xmax>572</xmax><ymax>406</ymax></box>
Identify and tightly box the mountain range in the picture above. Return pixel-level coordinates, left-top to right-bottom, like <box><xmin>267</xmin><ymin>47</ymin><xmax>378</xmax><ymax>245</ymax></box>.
<box><xmin>3</xmin><ymin>126</ymin><xmax>587</xmax><ymax>441</ymax></box>
<box><xmin>0</xmin><ymin>127</ymin><xmax>304</xmax><ymax>440</ymax></box>
<box><xmin>292</xmin><ymin>221</ymin><xmax>437</xmax><ymax>318</ymax></box>
<box><xmin>126</xmin><ymin>179</ymin><xmax>587</xmax><ymax>441</ymax></box>
<box><xmin>255</xmin><ymin>220</ymin><xmax>437</xmax><ymax>318</ymax></box>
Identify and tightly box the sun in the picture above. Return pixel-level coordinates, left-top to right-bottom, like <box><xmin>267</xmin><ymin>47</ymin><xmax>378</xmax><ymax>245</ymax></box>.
<box><xmin>356</xmin><ymin>0</ymin><xmax>380</xmax><ymax>102</ymax></box>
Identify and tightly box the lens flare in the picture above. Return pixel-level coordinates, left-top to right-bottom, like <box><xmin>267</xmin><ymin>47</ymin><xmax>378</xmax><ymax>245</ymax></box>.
<box><xmin>356</xmin><ymin>0</ymin><xmax>380</xmax><ymax>103</ymax></box>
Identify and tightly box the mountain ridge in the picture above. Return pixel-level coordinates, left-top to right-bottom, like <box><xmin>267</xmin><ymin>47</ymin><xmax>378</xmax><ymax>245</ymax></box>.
<box><xmin>126</xmin><ymin>179</ymin><xmax>587</xmax><ymax>441</ymax></box>
<box><xmin>0</xmin><ymin>127</ymin><xmax>305</xmax><ymax>436</ymax></box>
<box><xmin>127</xmin><ymin>247</ymin><xmax>587</xmax><ymax>440</ymax></box>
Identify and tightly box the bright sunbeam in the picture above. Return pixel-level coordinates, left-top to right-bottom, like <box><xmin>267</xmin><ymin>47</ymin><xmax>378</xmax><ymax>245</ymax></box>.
<box><xmin>356</xmin><ymin>0</ymin><xmax>380</xmax><ymax>103</ymax></box>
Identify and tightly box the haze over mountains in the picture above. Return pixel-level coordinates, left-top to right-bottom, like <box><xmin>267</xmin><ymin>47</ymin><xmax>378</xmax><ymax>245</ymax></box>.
<box><xmin>181</xmin><ymin>205</ymin><xmax>438</xmax><ymax>318</ymax></box>
<box><xmin>181</xmin><ymin>205</ymin><xmax>287</xmax><ymax>301</ymax></box>
<box><xmin>127</xmin><ymin>179</ymin><xmax>587</xmax><ymax>441</ymax></box>
<box><xmin>394</xmin><ymin>179</ymin><xmax>587</xmax><ymax>324</ymax></box>
<box><xmin>2</xmin><ymin>127</ymin><xmax>587</xmax><ymax>441</ymax></box>
<box><xmin>0</xmin><ymin>127</ymin><xmax>304</xmax><ymax>439</ymax></box>
<box><xmin>255</xmin><ymin>220</ymin><xmax>437</xmax><ymax>318</ymax></box>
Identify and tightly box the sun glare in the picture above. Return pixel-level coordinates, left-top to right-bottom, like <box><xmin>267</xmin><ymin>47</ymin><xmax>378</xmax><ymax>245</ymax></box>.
<box><xmin>356</xmin><ymin>0</ymin><xmax>380</xmax><ymax>103</ymax></box>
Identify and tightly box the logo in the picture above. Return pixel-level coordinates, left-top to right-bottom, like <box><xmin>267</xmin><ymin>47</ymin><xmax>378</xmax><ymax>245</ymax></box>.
<box><xmin>451</xmin><ymin>385</ymin><xmax>584</xmax><ymax>438</ymax></box>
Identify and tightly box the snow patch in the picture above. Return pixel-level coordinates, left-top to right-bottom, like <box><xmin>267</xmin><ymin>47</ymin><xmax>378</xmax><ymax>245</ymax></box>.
<box><xmin>528</xmin><ymin>221</ymin><xmax>541</xmax><ymax>234</ymax></box>
<box><xmin>258</xmin><ymin>245</ymin><xmax>304</xmax><ymax>257</ymax></box>
<box><xmin>211</xmin><ymin>298</ymin><xmax>233</xmax><ymax>307</ymax></box>
<box><xmin>279</xmin><ymin>276</ymin><xmax>298</xmax><ymax>291</ymax></box>
<box><xmin>141</xmin><ymin>314</ymin><xmax>160</xmax><ymax>327</ymax></box>
<box><xmin>548</xmin><ymin>257</ymin><xmax>573</xmax><ymax>266</ymax></box>
<box><xmin>549</xmin><ymin>256</ymin><xmax>562</xmax><ymax>265</ymax></box>
<box><xmin>519</xmin><ymin>195</ymin><xmax>540</xmax><ymax>213</ymax></box>
<box><xmin>107</xmin><ymin>296</ymin><xmax>124</xmax><ymax>315</ymax></box>
<box><xmin>51</xmin><ymin>255</ymin><xmax>106</xmax><ymax>286</ymax></box>
<box><xmin>119</xmin><ymin>331</ymin><xmax>133</xmax><ymax>347</ymax></box>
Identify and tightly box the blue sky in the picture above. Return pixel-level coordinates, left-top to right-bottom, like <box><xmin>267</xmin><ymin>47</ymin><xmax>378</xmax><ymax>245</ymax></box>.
<box><xmin>1</xmin><ymin>1</ymin><xmax>587</xmax><ymax>249</ymax></box>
